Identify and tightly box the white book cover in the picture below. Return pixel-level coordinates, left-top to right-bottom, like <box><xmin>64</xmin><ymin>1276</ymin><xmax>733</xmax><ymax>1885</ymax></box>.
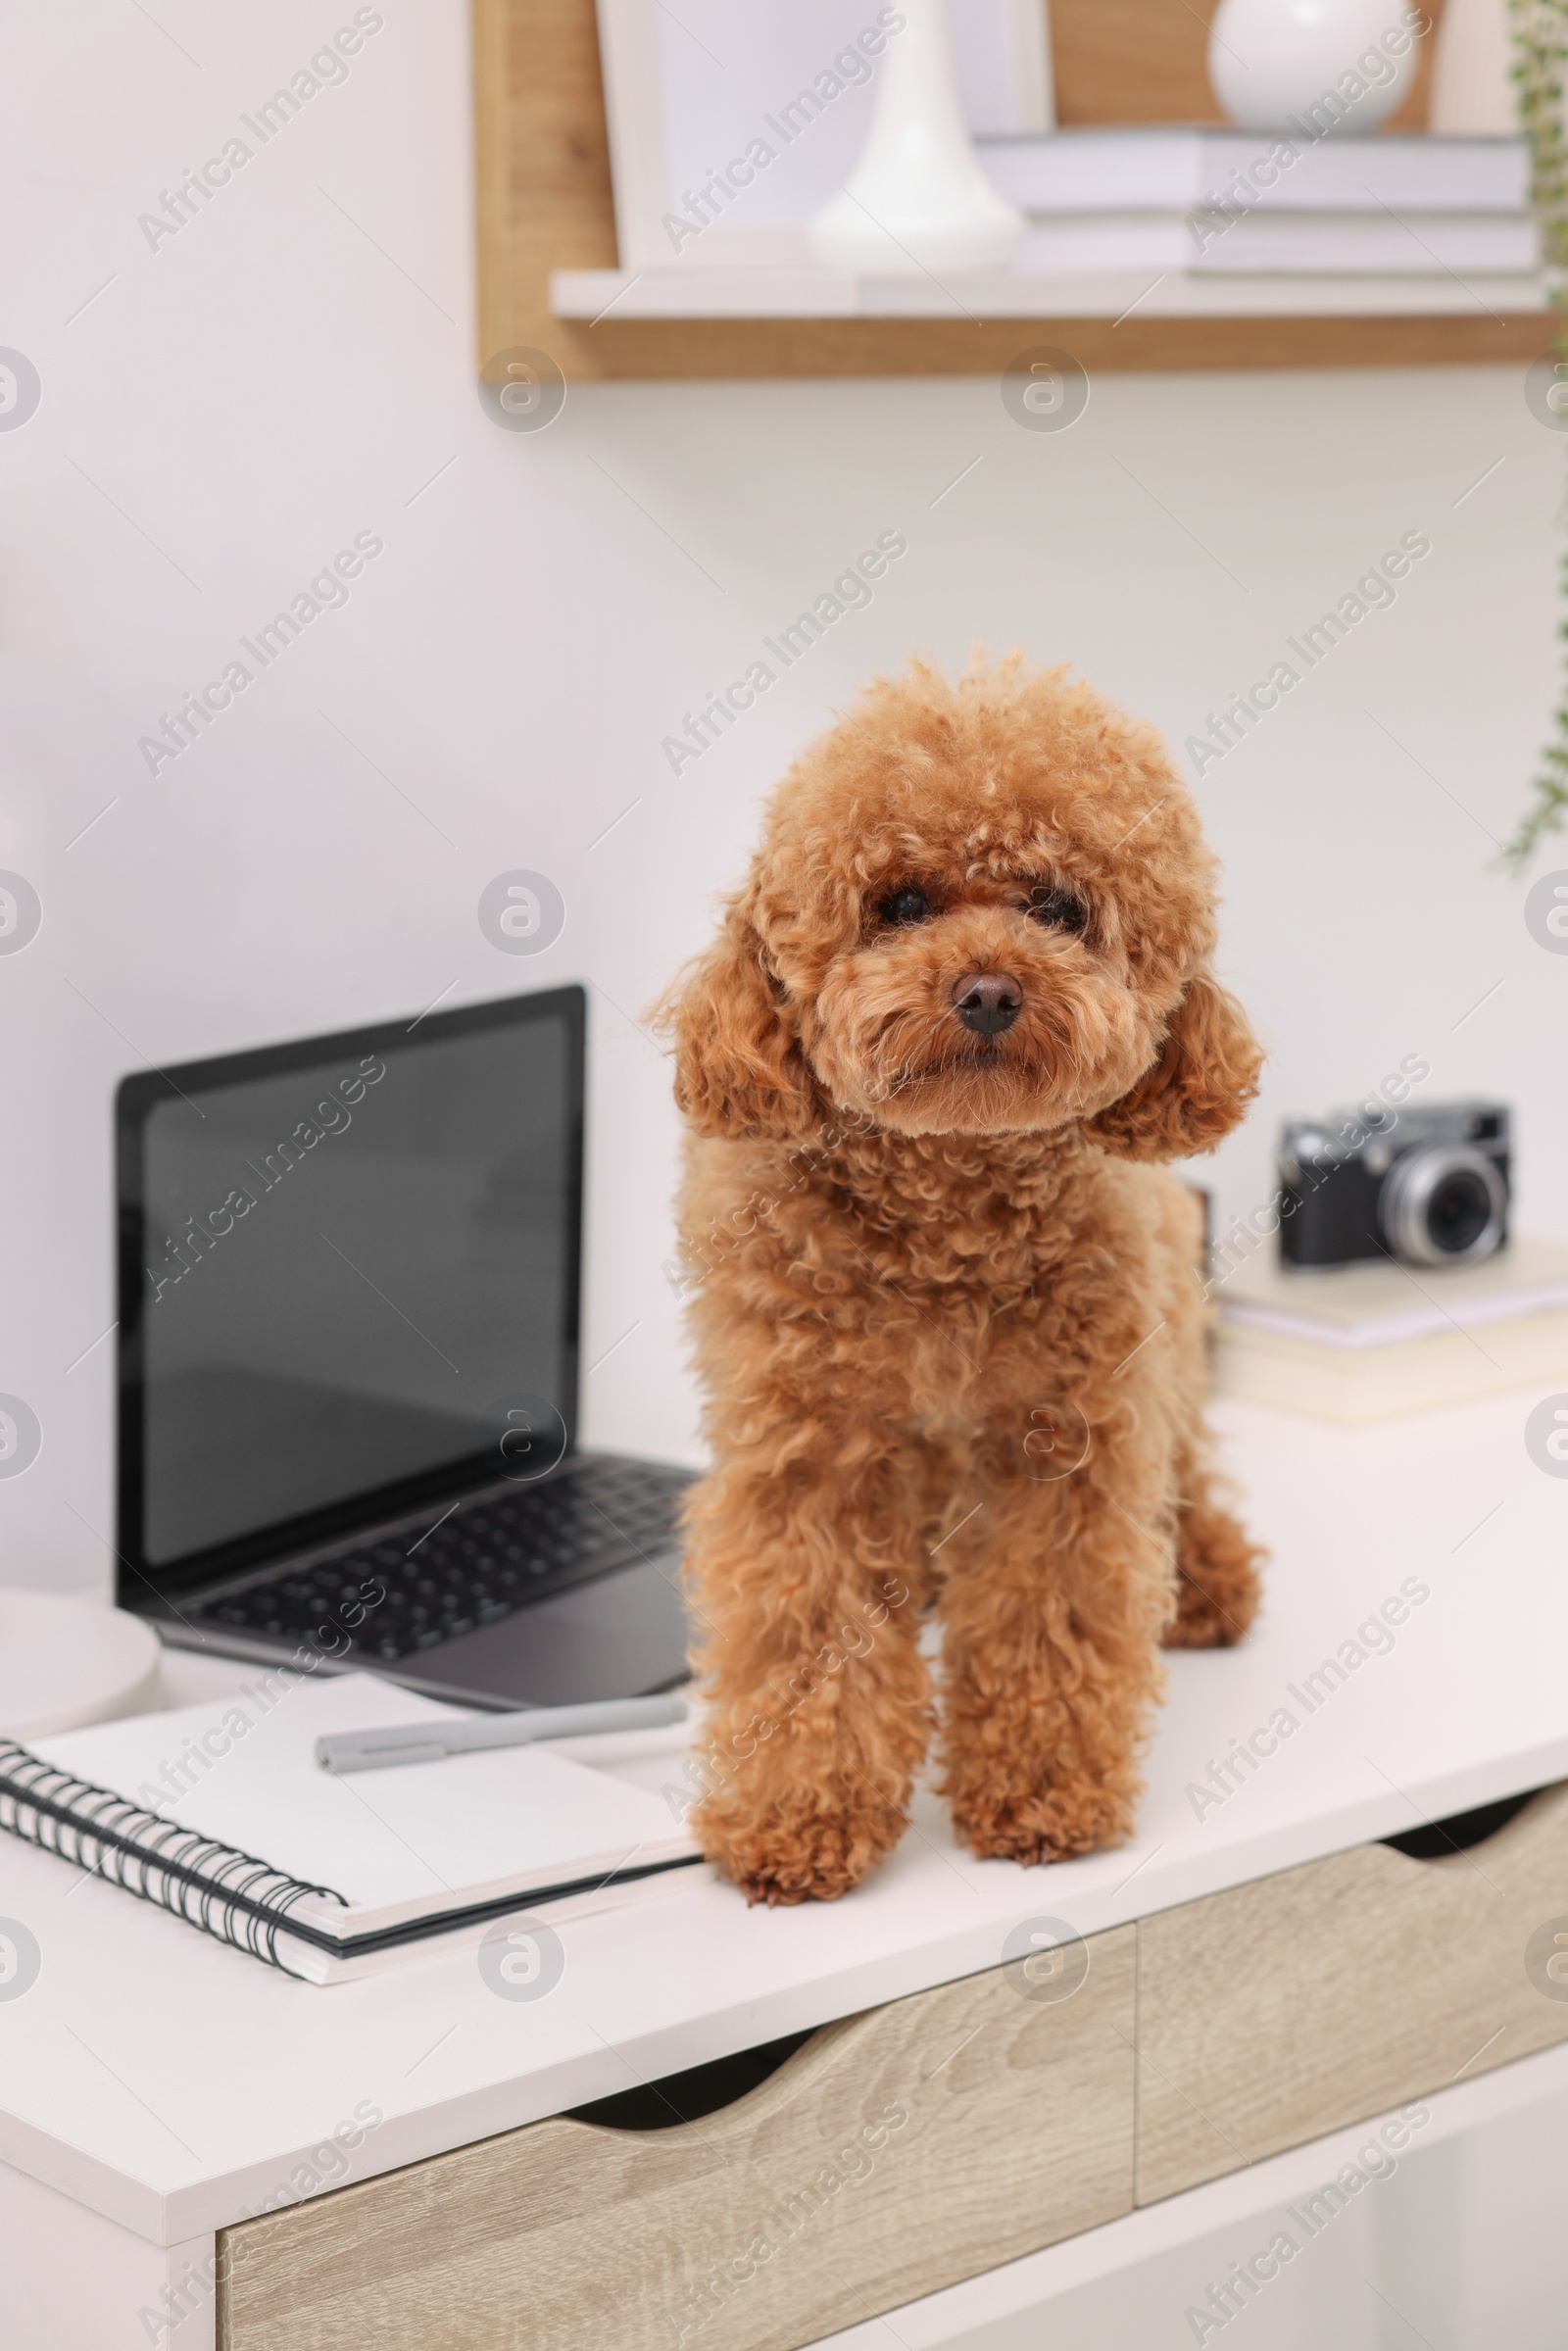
<box><xmin>1214</xmin><ymin>1237</ymin><xmax>1568</xmax><ymax>1350</ymax></box>
<box><xmin>980</xmin><ymin>127</ymin><xmax>1530</xmax><ymax>217</ymax></box>
<box><xmin>13</xmin><ymin>1674</ymin><xmax>703</xmax><ymax>1982</ymax></box>
<box><xmin>1192</xmin><ymin>210</ymin><xmax>1537</xmax><ymax>274</ymax></box>
<box><xmin>1018</xmin><ymin>212</ymin><xmax>1537</xmax><ymax>277</ymax></box>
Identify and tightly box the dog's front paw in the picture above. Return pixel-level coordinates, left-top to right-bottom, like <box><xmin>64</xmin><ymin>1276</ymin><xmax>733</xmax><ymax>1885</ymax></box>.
<box><xmin>696</xmin><ymin>1790</ymin><xmax>906</xmax><ymax>1905</ymax></box>
<box><xmin>951</xmin><ymin>1775</ymin><xmax>1135</xmax><ymax>1866</ymax></box>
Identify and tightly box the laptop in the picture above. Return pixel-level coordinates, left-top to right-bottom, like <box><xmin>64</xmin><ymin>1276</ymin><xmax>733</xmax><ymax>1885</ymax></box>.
<box><xmin>114</xmin><ymin>984</ymin><xmax>696</xmax><ymax>1708</ymax></box>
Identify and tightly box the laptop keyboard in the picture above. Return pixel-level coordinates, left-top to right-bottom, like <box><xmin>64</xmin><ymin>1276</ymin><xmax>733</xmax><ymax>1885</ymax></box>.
<box><xmin>191</xmin><ymin>1458</ymin><xmax>695</xmax><ymax>1663</ymax></box>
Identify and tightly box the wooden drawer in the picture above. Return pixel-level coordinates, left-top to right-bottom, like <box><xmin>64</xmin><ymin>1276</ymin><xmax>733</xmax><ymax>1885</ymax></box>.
<box><xmin>219</xmin><ymin>1926</ymin><xmax>1135</xmax><ymax>2351</ymax></box>
<box><xmin>1137</xmin><ymin>1781</ymin><xmax>1568</xmax><ymax>2205</ymax></box>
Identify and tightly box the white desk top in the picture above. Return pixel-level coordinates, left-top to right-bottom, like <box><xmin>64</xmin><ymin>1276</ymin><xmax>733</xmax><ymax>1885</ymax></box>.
<box><xmin>2</xmin><ymin>1393</ymin><xmax>1562</xmax><ymax>2246</ymax></box>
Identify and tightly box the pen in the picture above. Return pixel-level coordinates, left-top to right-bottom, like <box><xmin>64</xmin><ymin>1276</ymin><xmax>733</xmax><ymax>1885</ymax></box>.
<box><xmin>315</xmin><ymin>1692</ymin><xmax>689</xmax><ymax>1774</ymax></box>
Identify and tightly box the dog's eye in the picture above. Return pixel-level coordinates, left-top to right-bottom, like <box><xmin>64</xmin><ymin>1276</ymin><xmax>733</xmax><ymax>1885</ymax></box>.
<box><xmin>1028</xmin><ymin>886</ymin><xmax>1087</xmax><ymax>934</ymax></box>
<box><xmin>879</xmin><ymin>887</ymin><xmax>931</xmax><ymax>927</ymax></box>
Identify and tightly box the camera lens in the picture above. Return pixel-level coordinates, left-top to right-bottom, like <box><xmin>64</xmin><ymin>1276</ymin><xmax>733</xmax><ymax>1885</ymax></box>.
<box><xmin>1381</xmin><ymin>1146</ymin><xmax>1506</xmax><ymax>1268</ymax></box>
<box><xmin>1427</xmin><ymin>1170</ymin><xmax>1493</xmax><ymax>1254</ymax></box>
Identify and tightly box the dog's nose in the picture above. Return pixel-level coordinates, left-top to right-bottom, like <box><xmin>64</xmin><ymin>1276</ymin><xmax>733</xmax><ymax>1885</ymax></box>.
<box><xmin>952</xmin><ymin>971</ymin><xmax>1022</xmax><ymax>1037</ymax></box>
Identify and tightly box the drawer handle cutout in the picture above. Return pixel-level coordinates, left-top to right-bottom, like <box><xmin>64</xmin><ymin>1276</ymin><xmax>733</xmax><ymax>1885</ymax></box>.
<box><xmin>565</xmin><ymin>2029</ymin><xmax>815</xmax><ymax>2131</ymax></box>
<box><xmin>1382</xmin><ymin>1787</ymin><xmax>1543</xmax><ymax>1861</ymax></box>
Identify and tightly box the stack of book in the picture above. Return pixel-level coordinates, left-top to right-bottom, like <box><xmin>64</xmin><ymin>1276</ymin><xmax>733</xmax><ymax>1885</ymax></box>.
<box><xmin>977</xmin><ymin>127</ymin><xmax>1536</xmax><ymax>278</ymax></box>
<box><xmin>1210</xmin><ymin>1237</ymin><xmax>1568</xmax><ymax>1423</ymax></box>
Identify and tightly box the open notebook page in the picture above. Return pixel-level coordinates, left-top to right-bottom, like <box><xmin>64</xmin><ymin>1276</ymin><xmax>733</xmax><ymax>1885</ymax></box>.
<box><xmin>27</xmin><ymin>1671</ymin><xmax>697</xmax><ymax>1939</ymax></box>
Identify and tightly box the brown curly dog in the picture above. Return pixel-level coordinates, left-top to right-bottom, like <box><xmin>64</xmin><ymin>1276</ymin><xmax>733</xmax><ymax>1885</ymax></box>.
<box><xmin>662</xmin><ymin>655</ymin><xmax>1263</xmax><ymax>1905</ymax></box>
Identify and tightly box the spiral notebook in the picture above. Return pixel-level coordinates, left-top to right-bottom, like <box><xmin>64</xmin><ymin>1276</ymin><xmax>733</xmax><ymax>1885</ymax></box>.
<box><xmin>0</xmin><ymin>1674</ymin><xmax>703</xmax><ymax>1984</ymax></box>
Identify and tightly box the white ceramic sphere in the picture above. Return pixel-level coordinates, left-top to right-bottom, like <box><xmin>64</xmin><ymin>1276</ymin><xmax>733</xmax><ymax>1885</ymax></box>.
<box><xmin>1207</xmin><ymin>0</ymin><xmax>1417</xmax><ymax>132</ymax></box>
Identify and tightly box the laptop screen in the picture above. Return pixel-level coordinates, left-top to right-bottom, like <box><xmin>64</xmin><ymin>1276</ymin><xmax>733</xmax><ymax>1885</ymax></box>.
<box><xmin>116</xmin><ymin>987</ymin><xmax>584</xmax><ymax>1602</ymax></box>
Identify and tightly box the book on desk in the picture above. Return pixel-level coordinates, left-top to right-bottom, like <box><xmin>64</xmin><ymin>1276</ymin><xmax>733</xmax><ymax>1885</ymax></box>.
<box><xmin>1210</xmin><ymin>1236</ymin><xmax>1568</xmax><ymax>1423</ymax></box>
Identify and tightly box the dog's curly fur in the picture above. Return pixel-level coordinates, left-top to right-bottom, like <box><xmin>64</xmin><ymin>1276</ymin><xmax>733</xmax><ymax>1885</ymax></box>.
<box><xmin>662</xmin><ymin>656</ymin><xmax>1264</xmax><ymax>1905</ymax></box>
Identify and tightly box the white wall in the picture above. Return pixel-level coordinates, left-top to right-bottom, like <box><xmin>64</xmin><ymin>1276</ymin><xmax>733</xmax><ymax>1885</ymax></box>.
<box><xmin>4</xmin><ymin>1</ymin><xmax>1565</xmax><ymax>1593</ymax></box>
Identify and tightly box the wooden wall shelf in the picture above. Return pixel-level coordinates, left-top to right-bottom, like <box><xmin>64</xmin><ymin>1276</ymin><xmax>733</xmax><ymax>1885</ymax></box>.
<box><xmin>473</xmin><ymin>0</ymin><xmax>1554</xmax><ymax>378</ymax></box>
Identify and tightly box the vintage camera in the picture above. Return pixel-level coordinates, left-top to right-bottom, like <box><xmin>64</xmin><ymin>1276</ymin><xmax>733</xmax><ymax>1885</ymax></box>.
<box><xmin>1279</xmin><ymin>1101</ymin><xmax>1509</xmax><ymax>1270</ymax></box>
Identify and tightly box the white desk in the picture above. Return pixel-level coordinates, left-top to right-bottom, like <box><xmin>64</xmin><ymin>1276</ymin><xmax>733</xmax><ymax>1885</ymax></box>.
<box><xmin>2</xmin><ymin>1393</ymin><xmax>1565</xmax><ymax>2350</ymax></box>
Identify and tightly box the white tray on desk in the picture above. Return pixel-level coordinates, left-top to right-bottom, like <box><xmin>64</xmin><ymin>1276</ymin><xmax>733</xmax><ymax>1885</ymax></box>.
<box><xmin>0</xmin><ymin>1592</ymin><xmax>161</xmax><ymax>1740</ymax></box>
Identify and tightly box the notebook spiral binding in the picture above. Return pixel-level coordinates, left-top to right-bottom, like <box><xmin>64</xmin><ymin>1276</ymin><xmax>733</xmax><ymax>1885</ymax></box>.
<box><xmin>0</xmin><ymin>1738</ymin><xmax>347</xmax><ymax>1980</ymax></box>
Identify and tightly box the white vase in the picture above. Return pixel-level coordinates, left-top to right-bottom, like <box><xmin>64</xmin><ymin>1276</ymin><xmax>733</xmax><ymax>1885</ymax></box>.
<box><xmin>808</xmin><ymin>0</ymin><xmax>1024</xmax><ymax>272</ymax></box>
<box><xmin>1429</xmin><ymin>0</ymin><xmax>1516</xmax><ymax>132</ymax></box>
<box><xmin>1207</xmin><ymin>0</ymin><xmax>1417</xmax><ymax>134</ymax></box>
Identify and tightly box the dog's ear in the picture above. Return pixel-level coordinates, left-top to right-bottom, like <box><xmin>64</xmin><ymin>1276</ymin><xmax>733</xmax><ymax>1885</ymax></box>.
<box><xmin>1087</xmin><ymin>973</ymin><xmax>1261</xmax><ymax>1161</ymax></box>
<box><xmin>662</xmin><ymin>913</ymin><xmax>820</xmax><ymax>1143</ymax></box>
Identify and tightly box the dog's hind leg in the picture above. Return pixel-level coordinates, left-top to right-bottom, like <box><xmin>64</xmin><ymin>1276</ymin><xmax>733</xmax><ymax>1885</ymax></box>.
<box><xmin>1145</xmin><ymin>1174</ymin><xmax>1263</xmax><ymax>1650</ymax></box>
<box><xmin>1166</xmin><ymin>1435</ymin><xmax>1263</xmax><ymax>1648</ymax></box>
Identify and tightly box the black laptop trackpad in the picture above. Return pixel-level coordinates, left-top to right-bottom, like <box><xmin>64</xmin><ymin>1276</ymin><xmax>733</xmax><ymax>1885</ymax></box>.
<box><xmin>392</xmin><ymin>1556</ymin><xmax>693</xmax><ymax>1708</ymax></box>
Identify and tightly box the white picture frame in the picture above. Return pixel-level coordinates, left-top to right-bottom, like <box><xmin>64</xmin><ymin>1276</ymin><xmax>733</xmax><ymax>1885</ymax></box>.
<box><xmin>594</xmin><ymin>0</ymin><xmax>1054</xmax><ymax>269</ymax></box>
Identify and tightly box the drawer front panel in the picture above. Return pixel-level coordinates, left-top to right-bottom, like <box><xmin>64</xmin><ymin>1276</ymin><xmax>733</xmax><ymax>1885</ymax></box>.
<box><xmin>1137</xmin><ymin>1782</ymin><xmax>1568</xmax><ymax>2205</ymax></box>
<box><xmin>220</xmin><ymin>1925</ymin><xmax>1135</xmax><ymax>2351</ymax></box>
